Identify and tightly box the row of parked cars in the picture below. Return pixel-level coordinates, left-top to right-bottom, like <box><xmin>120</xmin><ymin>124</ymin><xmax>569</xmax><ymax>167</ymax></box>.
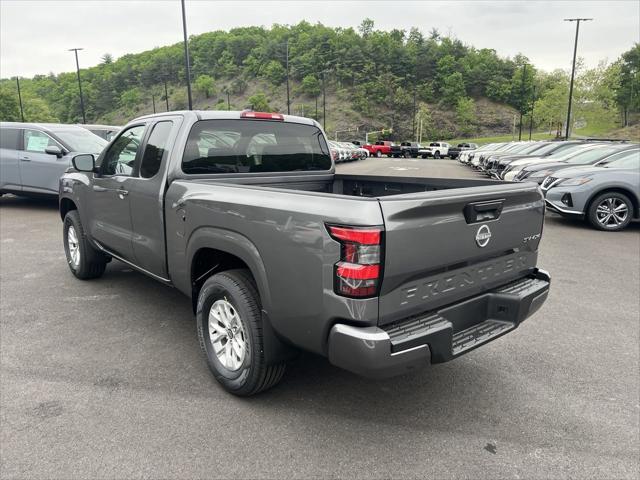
<box><xmin>0</xmin><ymin>122</ymin><xmax>120</xmax><ymax>197</ymax></box>
<box><xmin>458</xmin><ymin>139</ymin><xmax>639</xmax><ymax>232</ymax></box>
<box><xmin>333</xmin><ymin>140</ymin><xmax>478</xmax><ymax>159</ymax></box>
<box><xmin>327</xmin><ymin>141</ymin><xmax>369</xmax><ymax>163</ymax></box>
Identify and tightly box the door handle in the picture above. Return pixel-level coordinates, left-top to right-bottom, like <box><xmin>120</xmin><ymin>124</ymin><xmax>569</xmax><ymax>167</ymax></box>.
<box><xmin>117</xmin><ymin>188</ymin><xmax>129</xmax><ymax>199</ymax></box>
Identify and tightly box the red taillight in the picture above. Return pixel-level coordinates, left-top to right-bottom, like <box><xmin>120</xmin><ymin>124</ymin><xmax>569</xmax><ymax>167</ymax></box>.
<box><xmin>327</xmin><ymin>225</ymin><xmax>383</xmax><ymax>298</ymax></box>
<box><xmin>241</xmin><ymin>111</ymin><xmax>284</xmax><ymax>121</ymax></box>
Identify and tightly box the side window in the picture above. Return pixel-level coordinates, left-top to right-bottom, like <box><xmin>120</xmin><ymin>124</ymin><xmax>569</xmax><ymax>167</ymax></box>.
<box><xmin>23</xmin><ymin>129</ymin><xmax>60</xmax><ymax>153</ymax></box>
<box><xmin>102</xmin><ymin>125</ymin><xmax>144</xmax><ymax>176</ymax></box>
<box><xmin>140</xmin><ymin>121</ymin><xmax>173</xmax><ymax>178</ymax></box>
<box><xmin>0</xmin><ymin>128</ymin><xmax>20</xmax><ymax>150</ymax></box>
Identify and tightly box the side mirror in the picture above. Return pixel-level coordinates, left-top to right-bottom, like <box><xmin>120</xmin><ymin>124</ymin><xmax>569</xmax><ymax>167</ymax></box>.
<box><xmin>45</xmin><ymin>145</ymin><xmax>64</xmax><ymax>158</ymax></box>
<box><xmin>72</xmin><ymin>154</ymin><xmax>96</xmax><ymax>173</ymax></box>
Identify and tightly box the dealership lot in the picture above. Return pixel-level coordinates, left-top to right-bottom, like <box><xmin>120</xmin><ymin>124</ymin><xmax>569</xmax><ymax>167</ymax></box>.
<box><xmin>1</xmin><ymin>158</ymin><xmax>638</xmax><ymax>479</ymax></box>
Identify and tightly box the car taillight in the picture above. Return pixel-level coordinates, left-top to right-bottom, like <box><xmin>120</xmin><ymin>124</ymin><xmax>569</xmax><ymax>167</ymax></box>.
<box><xmin>327</xmin><ymin>225</ymin><xmax>383</xmax><ymax>298</ymax></box>
<box><xmin>241</xmin><ymin>111</ymin><xmax>284</xmax><ymax>121</ymax></box>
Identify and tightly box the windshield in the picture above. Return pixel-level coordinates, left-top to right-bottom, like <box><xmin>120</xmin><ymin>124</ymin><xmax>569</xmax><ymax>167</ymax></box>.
<box><xmin>603</xmin><ymin>149</ymin><xmax>640</xmax><ymax>168</ymax></box>
<box><xmin>182</xmin><ymin>119</ymin><xmax>332</xmax><ymax>174</ymax></box>
<box><xmin>54</xmin><ymin>128</ymin><xmax>107</xmax><ymax>153</ymax></box>
<box><xmin>565</xmin><ymin>146</ymin><xmax>623</xmax><ymax>164</ymax></box>
<box><xmin>505</xmin><ymin>143</ymin><xmax>534</xmax><ymax>153</ymax></box>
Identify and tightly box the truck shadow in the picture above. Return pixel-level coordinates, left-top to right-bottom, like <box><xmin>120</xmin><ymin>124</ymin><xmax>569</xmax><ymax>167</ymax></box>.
<box><xmin>0</xmin><ymin>194</ymin><xmax>59</xmax><ymax>211</ymax></box>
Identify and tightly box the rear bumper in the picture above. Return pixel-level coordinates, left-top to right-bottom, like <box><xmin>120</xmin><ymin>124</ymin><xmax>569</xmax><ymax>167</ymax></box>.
<box><xmin>328</xmin><ymin>269</ymin><xmax>550</xmax><ymax>378</ymax></box>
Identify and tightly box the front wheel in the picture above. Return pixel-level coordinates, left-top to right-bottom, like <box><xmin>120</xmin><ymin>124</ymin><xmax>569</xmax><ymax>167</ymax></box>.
<box><xmin>197</xmin><ymin>269</ymin><xmax>286</xmax><ymax>396</ymax></box>
<box><xmin>63</xmin><ymin>210</ymin><xmax>107</xmax><ymax>279</ymax></box>
<box><xmin>587</xmin><ymin>192</ymin><xmax>633</xmax><ymax>231</ymax></box>
<box><xmin>404</xmin><ymin>151</ymin><xmax>411</xmax><ymax>158</ymax></box>
<box><xmin>375</xmin><ymin>150</ymin><xmax>382</xmax><ymax>158</ymax></box>
<box><xmin>434</xmin><ymin>151</ymin><xmax>441</xmax><ymax>159</ymax></box>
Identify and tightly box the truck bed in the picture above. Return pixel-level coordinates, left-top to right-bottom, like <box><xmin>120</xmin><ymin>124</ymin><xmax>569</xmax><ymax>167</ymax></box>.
<box><xmin>187</xmin><ymin>173</ymin><xmax>502</xmax><ymax>197</ymax></box>
<box><xmin>168</xmin><ymin>172</ymin><xmax>544</xmax><ymax>335</ymax></box>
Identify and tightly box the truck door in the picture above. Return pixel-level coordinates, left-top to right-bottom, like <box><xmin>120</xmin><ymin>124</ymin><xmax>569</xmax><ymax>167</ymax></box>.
<box><xmin>90</xmin><ymin>124</ymin><xmax>146</xmax><ymax>261</ymax></box>
<box><xmin>126</xmin><ymin>118</ymin><xmax>181</xmax><ymax>278</ymax></box>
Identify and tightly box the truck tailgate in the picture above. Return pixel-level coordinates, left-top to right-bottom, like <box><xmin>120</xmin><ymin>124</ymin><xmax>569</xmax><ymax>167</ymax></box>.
<box><xmin>377</xmin><ymin>183</ymin><xmax>545</xmax><ymax>325</ymax></box>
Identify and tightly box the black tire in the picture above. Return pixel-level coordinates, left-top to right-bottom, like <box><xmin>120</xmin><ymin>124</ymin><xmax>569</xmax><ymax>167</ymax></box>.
<box><xmin>434</xmin><ymin>151</ymin><xmax>441</xmax><ymax>159</ymax></box>
<box><xmin>196</xmin><ymin>269</ymin><xmax>286</xmax><ymax>396</ymax></box>
<box><xmin>404</xmin><ymin>151</ymin><xmax>411</xmax><ymax>158</ymax></box>
<box><xmin>63</xmin><ymin>210</ymin><xmax>107</xmax><ymax>279</ymax></box>
<box><xmin>587</xmin><ymin>191</ymin><xmax>633</xmax><ymax>231</ymax></box>
<box><xmin>375</xmin><ymin>150</ymin><xmax>382</xmax><ymax>158</ymax></box>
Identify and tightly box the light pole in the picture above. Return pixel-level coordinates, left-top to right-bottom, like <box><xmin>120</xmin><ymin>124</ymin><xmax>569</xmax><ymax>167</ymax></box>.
<box><xmin>152</xmin><ymin>94</ymin><xmax>156</xmax><ymax>113</ymax></box>
<box><xmin>68</xmin><ymin>48</ymin><xmax>86</xmax><ymax>124</ymax></box>
<box><xmin>180</xmin><ymin>0</ymin><xmax>193</xmax><ymax>110</ymax></box>
<box><xmin>564</xmin><ymin>18</ymin><xmax>592</xmax><ymax>139</ymax></box>
<box><xmin>15</xmin><ymin>77</ymin><xmax>24</xmax><ymax>122</ymax></box>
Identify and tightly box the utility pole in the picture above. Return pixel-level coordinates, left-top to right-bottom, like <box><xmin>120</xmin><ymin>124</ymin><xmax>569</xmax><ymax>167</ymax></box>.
<box><xmin>564</xmin><ymin>18</ymin><xmax>593</xmax><ymax>139</ymax></box>
<box><xmin>528</xmin><ymin>84</ymin><xmax>536</xmax><ymax>140</ymax></box>
<box><xmin>315</xmin><ymin>96</ymin><xmax>318</xmax><ymax>120</ymax></box>
<box><xmin>285</xmin><ymin>39</ymin><xmax>291</xmax><ymax>115</ymax></box>
<box><xmin>226</xmin><ymin>90</ymin><xmax>230</xmax><ymax>110</ymax></box>
<box><xmin>518</xmin><ymin>64</ymin><xmax>527</xmax><ymax>141</ymax></box>
<box><xmin>164</xmin><ymin>80</ymin><xmax>169</xmax><ymax>111</ymax></box>
<box><xmin>15</xmin><ymin>77</ymin><xmax>24</xmax><ymax>122</ymax></box>
<box><xmin>68</xmin><ymin>48</ymin><xmax>86</xmax><ymax>124</ymax></box>
<box><xmin>180</xmin><ymin>0</ymin><xmax>193</xmax><ymax>110</ymax></box>
<box><xmin>152</xmin><ymin>94</ymin><xmax>156</xmax><ymax>113</ymax></box>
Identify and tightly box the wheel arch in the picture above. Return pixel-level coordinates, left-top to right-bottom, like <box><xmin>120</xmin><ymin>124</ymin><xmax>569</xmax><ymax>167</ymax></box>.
<box><xmin>187</xmin><ymin>228</ymin><xmax>296</xmax><ymax>364</ymax></box>
<box><xmin>59</xmin><ymin>196</ymin><xmax>77</xmax><ymax>221</ymax></box>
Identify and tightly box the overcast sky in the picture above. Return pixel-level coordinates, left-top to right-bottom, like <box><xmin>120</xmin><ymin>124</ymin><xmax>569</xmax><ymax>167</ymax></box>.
<box><xmin>1</xmin><ymin>0</ymin><xmax>638</xmax><ymax>78</ymax></box>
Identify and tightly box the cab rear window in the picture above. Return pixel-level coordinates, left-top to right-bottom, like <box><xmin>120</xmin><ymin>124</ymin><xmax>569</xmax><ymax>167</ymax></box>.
<box><xmin>182</xmin><ymin>119</ymin><xmax>331</xmax><ymax>174</ymax></box>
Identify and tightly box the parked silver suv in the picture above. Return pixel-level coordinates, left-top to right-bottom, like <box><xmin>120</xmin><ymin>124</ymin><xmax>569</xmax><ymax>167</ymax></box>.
<box><xmin>0</xmin><ymin>122</ymin><xmax>107</xmax><ymax>197</ymax></box>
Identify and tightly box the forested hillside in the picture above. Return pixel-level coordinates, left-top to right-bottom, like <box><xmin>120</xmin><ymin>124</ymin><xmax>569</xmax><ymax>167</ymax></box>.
<box><xmin>1</xmin><ymin>20</ymin><xmax>638</xmax><ymax>141</ymax></box>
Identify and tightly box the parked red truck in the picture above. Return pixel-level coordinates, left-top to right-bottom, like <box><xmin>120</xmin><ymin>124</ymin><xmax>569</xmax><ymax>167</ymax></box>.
<box><xmin>364</xmin><ymin>141</ymin><xmax>394</xmax><ymax>158</ymax></box>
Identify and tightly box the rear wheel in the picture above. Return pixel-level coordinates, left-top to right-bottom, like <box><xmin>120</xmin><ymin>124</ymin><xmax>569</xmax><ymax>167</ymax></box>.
<box><xmin>63</xmin><ymin>210</ymin><xmax>107</xmax><ymax>279</ymax></box>
<box><xmin>197</xmin><ymin>269</ymin><xmax>286</xmax><ymax>396</ymax></box>
<box><xmin>404</xmin><ymin>151</ymin><xmax>411</xmax><ymax>158</ymax></box>
<box><xmin>434</xmin><ymin>151</ymin><xmax>441</xmax><ymax>159</ymax></box>
<box><xmin>587</xmin><ymin>192</ymin><xmax>633</xmax><ymax>231</ymax></box>
<box><xmin>375</xmin><ymin>150</ymin><xmax>382</xmax><ymax>158</ymax></box>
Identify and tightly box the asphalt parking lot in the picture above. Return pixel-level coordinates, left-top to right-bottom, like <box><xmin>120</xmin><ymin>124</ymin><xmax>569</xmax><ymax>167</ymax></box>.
<box><xmin>1</xmin><ymin>158</ymin><xmax>639</xmax><ymax>479</ymax></box>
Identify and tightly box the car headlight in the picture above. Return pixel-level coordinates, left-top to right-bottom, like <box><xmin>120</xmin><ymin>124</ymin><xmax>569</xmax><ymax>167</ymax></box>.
<box><xmin>558</xmin><ymin>176</ymin><xmax>592</xmax><ymax>186</ymax></box>
<box><xmin>530</xmin><ymin>169</ymin><xmax>555</xmax><ymax>178</ymax></box>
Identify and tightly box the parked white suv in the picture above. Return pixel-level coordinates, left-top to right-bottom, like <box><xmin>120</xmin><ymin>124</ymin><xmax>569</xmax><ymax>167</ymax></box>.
<box><xmin>418</xmin><ymin>142</ymin><xmax>450</xmax><ymax>159</ymax></box>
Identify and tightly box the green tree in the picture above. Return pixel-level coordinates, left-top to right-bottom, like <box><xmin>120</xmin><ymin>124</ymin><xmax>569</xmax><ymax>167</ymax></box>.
<box><xmin>247</xmin><ymin>92</ymin><xmax>271</xmax><ymax>111</ymax></box>
<box><xmin>262</xmin><ymin>60</ymin><xmax>286</xmax><ymax>85</ymax></box>
<box><xmin>194</xmin><ymin>74</ymin><xmax>215</xmax><ymax>98</ymax></box>
<box><xmin>0</xmin><ymin>89</ymin><xmax>20</xmax><ymax>121</ymax></box>
<box><xmin>455</xmin><ymin>97</ymin><xmax>477</xmax><ymax>135</ymax></box>
<box><xmin>119</xmin><ymin>88</ymin><xmax>141</xmax><ymax>110</ymax></box>
<box><xmin>613</xmin><ymin>43</ymin><xmax>640</xmax><ymax>125</ymax></box>
<box><xmin>440</xmin><ymin>72</ymin><xmax>466</xmax><ymax>106</ymax></box>
<box><xmin>300</xmin><ymin>75</ymin><xmax>321</xmax><ymax>96</ymax></box>
<box><xmin>22</xmin><ymin>97</ymin><xmax>58</xmax><ymax>122</ymax></box>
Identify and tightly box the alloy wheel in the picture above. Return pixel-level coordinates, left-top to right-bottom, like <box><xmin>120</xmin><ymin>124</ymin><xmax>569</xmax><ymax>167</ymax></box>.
<box><xmin>208</xmin><ymin>299</ymin><xmax>247</xmax><ymax>371</ymax></box>
<box><xmin>596</xmin><ymin>197</ymin><xmax>629</xmax><ymax>228</ymax></box>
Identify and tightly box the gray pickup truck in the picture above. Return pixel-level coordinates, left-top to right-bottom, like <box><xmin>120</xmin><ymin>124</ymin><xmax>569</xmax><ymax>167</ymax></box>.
<box><xmin>59</xmin><ymin>110</ymin><xmax>550</xmax><ymax>396</ymax></box>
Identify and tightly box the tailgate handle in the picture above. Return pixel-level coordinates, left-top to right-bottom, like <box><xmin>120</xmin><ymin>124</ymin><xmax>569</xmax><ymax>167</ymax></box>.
<box><xmin>464</xmin><ymin>200</ymin><xmax>504</xmax><ymax>224</ymax></box>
